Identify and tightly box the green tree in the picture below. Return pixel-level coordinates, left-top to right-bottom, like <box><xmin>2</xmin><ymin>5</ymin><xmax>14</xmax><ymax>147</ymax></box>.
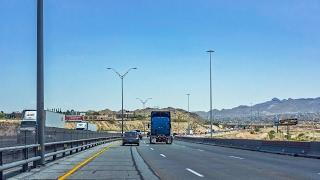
<box><xmin>0</xmin><ymin>111</ymin><xmax>5</xmax><ymax>119</ymax></box>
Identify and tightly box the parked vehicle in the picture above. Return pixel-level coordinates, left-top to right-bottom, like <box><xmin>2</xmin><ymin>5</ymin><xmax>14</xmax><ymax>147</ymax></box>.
<box><xmin>76</xmin><ymin>121</ymin><xmax>98</xmax><ymax>131</ymax></box>
<box><xmin>149</xmin><ymin>111</ymin><xmax>173</xmax><ymax>144</ymax></box>
<box><xmin>20</xmin><ymin>110</ymin><xmax>65</xmax><ymax>131</ymax></box>
<box><xmin>122</xmin><ymin>131</ymin><xmax>140</xmax><ymax>146</ymax></box>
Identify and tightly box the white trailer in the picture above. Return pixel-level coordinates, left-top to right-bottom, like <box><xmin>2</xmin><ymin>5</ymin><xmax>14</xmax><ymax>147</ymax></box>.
<box><xmin>76</xmin><ymin>122</ymin><xmax>97</xmax><ymax>131</ymax></box>
<box><xmin>20</xmin><ymin>110</ymin><xmax>65</xmax><ymax>131</ymax></box>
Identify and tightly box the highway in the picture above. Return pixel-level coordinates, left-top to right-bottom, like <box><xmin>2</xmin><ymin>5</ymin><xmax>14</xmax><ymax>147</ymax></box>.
<box><xmin>65</xmin><ymin>138</ymin><xmax>320</xmax><ymax>180</ymax></box>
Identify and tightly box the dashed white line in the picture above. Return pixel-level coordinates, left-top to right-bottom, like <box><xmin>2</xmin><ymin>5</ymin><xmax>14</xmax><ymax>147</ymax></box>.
<box><xmin>229</xmin><ymin>156</ymin><xmax>244</xmax><ymax>160</ymax></box>
<box><xmin>197</xmin><ymin>149</ymin><xmax>204</xmax><ymax>152</ymax></box>
<box><xmin>186</xmin><ymin>168</ymin><xmax>204</xmax><ymax>177</ymax></box>
<box><xmin>146</xmin><ymin>144</ymin><xmax>149</xmax><ymax>146</ymax></box>
<box><xmin>160</xmin><ymin>154</ymin><xmax>166</xmax><ymax>158</ymax></box>
<box><xmin>150</xmin><ymin>148</ymin><xmax>154</xmax><ymax>150</ymax></box>
<box><xmin>317</xmin><ymin>172</ymin><xmax>320</xmax><ymax>175</ymax></box>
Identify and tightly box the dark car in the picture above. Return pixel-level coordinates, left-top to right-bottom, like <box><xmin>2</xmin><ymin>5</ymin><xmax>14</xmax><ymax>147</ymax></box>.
<box><xmin>122</xmin><ymin>131</ymin><xmax>140</xmax><ymax>146</ymax></box>
<box><xmin>134</xmin><ymin>129</ymin><xmax>143</xmax><ymax>139</ymax></box>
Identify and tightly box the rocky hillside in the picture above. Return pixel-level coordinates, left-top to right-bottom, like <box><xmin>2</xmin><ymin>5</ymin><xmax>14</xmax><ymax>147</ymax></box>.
<box><xmin>196</xmin><ymin>97</ymin><xmax>320</xmax><ymax>122</ymax></box>
<box><xmin>66</xmin><ymin>107</ymin><xmax>209</xmax><ymax>133</ymax></box>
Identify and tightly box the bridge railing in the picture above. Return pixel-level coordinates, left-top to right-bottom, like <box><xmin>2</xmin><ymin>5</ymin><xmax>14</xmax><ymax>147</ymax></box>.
<box><xmin>0</xmin><ymin>130</ymin><xmax>121</xmax><ymax>179</ymax></box>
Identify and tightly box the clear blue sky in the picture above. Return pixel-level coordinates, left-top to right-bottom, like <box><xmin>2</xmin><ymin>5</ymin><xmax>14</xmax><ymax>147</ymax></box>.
<box><xmin>1</xmin><ymin>0</ymin><xmax>320</xmax><ymax>113</ymax></box>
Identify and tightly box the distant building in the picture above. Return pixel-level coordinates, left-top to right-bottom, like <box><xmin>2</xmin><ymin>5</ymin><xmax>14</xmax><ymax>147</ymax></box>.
<box><xmin>116</xmin><ymin>110</ymin><xmax>135</xmax><ymax>120</ymax></box>
<box><xmin>85</xmin><ymin>112</ymin><xmax>116</xmax><ymax>121</ymax></box>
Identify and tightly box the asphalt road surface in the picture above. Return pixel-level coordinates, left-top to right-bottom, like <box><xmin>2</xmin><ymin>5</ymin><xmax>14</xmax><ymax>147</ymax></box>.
<box><xmin>67</xmin><ymin>137</ymin><xmax>320</xmax><ymax>180</ymax></box>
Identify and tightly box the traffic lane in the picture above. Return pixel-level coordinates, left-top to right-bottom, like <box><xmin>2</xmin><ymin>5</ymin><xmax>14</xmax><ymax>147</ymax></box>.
<box><xmin>68</xmin><ymin>145</ymin><xmax>141</xmax><ymax>179</ymax></box>
<box><xmin>138</xmin><ymin>141</ymin><xmax>271</xmax><ymax>180</ymax></box>
<box><xmin>174</xmin><ymin>140</ymin><xmax>320</xmax><ymax>176</ymax></box>
<box><xmin>138</xmin><ymin>139</ymin><xmax>319</xmax><ymax>180</ymax></box>
<box><xmin>137</xmin><ymin>141</ymin><xmax>203</xmax><ymax>180</ymax></box>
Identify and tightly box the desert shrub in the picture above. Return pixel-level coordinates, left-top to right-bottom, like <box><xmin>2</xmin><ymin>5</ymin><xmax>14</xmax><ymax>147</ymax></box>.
<box><xmin>268</xmin><ymin>130</ymin><xmax>275</xmax><ymax>140</ymax></box>
<box><xmin>297</xmin><ymin>133</ymin><xmax>304</xmax><ymax>138</ymax></box>
<box><xmin>285</xmin><ymin>134</ymin><xmax>291</xmax><ymax>140</ymax></box>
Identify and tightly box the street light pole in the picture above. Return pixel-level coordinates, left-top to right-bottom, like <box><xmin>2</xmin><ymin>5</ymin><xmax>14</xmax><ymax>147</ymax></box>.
<box><xmin>121</xmin><ymin>77</ymin><xmax>124</xmax><ymax>136</ymax></box>
<box><xmin>136</xmin><ymin>98</ymin><xmax>152</xmax><ymax>135</ymax></box>
<box><xmin>207</xmin><ymin>50</ymin><xmax>214</xmax><ymax>138</ymax></box>
<box><xmin>37</xmin><ymin>0</ymin><xmax>45</xmax><ymax>165</ymax></box>
<box><xmin>186</xmin><ymin>93</ymin><xmax>190</xmax><ymax>134</ymax></box>
<box><xmin>136</xmin><ymin>98</ymin><xmax>152</xmax><ymax>109</ymax></box>
<box><xmin>107</xmin><ymin>67</ymin><xmax>137</xmax><ymax>136</ymax></box>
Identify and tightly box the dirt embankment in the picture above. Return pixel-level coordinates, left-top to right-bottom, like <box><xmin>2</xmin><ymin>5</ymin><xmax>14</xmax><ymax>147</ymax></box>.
<box><xmin>0</xmin><ymin>120</ymin><xmax>20</xmax><ymax>136</ymax></box>
<box><xmin>65</xmin><ymin>120</ymin><xmax>209</xmax><ymax>134</ymax></box>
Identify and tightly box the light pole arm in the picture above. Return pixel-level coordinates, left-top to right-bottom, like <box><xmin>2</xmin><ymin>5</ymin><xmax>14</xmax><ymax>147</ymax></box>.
<box><xmin>123</xmin><ymin>67</ymin><xmax>137</xmax><ymax>78</ymax></box>
<box><xmin>107</xmin><ymin>68</ymin><xmax>122</xmax><ymax>78</ymax></box>
<box><xmin>136</xmin><ymin>98</ymin><xmax>144</xmax><ymax>104</ymax></box>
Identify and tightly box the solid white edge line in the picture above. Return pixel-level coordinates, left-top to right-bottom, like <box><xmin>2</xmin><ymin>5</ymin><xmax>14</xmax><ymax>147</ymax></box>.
<box><xmin>186</xmin><ymin>168</ymin><xmax>204</xmax><ymax>177</ymax></box>
<box><xmin>229</xmin><ymin>156</ymin><xmax>244</xmax><ymax>160</ymax></box>
<box><xmin>160</xmin><ymin>154</ymin><xmax>166</xmax><ymax>158</ymax></box>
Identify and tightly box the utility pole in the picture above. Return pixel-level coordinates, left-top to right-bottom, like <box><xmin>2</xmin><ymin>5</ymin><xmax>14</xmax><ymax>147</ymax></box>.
<box><xmin>37</xmin><ymin>0</ymin><xmax>45</xmax><ymax>166</ymax></box>
<box><xmin>107</xmin><ymin>67</ymin><xmax>137</xmax><ymax>136</ymax></box>
<box><xmin>206</xmin><ymin>50</ymin><xmax>214</xmax><ymax>138</ymax></box>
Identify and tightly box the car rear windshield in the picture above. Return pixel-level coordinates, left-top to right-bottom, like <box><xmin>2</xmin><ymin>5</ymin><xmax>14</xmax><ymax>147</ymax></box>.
<box><xmin>125</xmin><ymin>132</ymin><xmax>137</xmax><ymax>137</ymax></box>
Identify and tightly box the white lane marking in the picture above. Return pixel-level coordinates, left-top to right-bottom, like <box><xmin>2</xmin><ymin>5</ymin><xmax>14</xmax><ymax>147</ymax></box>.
<box><xmin>150</xmin><ymin>148</ymin><xmax>154</xmax><ymax>150</ymax></box>
<box><xmin>186</xmin><ymin>168</ymin><xmax>204</xmax><ymax>177</ymax></box>
<box><xmin>146</xmin><ymin>144</ymin><xmax>149</xmax><ymax>146</ymax></box>
<box><xmin>197</xmin><ymin>149</ymin><xmax>204</xmax><ymax>152</ymax></box>
<box><xmin>317</xmin><ymin>172</ymin><xmax>320</xmax><ymax>175</ymax></box>
<box><xmin>160</xmin><ymin>154</ymin><xmax>166</xmax><ymax>158</ymax></box>
<box><xmin>229</xmin><ymin>156</ymin><xmax>244</xmax><ymax>160</ymax></box>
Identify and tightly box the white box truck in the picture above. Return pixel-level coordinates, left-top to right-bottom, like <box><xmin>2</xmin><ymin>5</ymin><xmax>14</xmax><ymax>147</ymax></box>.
<box><xmin>20</xmin><ymin>110</ymin><xmax>65</xmax><ymax>131</ymax></box>
<box><xmin>76</xmin><ymin>122</ymin><xmax>97</xmax><ymax>131</ymax></box>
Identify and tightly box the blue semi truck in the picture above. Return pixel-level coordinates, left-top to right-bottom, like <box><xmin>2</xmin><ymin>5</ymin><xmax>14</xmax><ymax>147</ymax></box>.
<box><xmin>149</xmin><ymin>111</ymin><xmax>173</xmax><ymax>144</ymax></box>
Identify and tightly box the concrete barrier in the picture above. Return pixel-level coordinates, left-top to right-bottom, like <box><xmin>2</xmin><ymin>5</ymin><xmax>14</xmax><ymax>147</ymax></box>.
<box><xmin>175</xmin><ymin>136</ymin><xmax>320</xmax><ymax>159</ymax></box>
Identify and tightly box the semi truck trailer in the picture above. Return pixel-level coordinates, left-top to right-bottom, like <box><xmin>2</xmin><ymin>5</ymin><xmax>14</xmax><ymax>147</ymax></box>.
<box><xmin>76</xmin><ymin>121</ymin><xmax>98</xmax><ymax>131</ymax></box>
<box><xmin>149</xmin><ymin>111</ymin><xmax>173</xmax><ymax>144</ymax></box>
<box><xmin>20</xmin><ymin>110</ymin><xmax>65</xmax><ymax>131</ymax></box>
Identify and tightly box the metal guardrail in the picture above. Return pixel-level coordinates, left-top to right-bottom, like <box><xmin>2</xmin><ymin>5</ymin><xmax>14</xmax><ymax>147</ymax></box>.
<box><xmin>0</xmin><ymin>136</ymin><xmax>121</xmax><ymax>179</ymax></box>
<box><xmin>175</xmin><ymin>136</ymin><xmax>320</xmax><ymax>159</ymax></box>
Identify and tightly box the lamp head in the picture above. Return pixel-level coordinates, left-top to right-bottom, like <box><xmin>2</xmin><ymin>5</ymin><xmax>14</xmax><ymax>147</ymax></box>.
<box><xmin>206</xmin><ymin>50</ymin><xmax>215</xmax><ymax>53</ymax></box>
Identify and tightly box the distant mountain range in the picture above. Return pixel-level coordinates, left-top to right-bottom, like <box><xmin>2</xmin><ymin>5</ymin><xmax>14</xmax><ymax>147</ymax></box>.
<box><xmin>195</xmin><ymin>97</ymin><xmax>320</xmax><ymax>122</ymax></box>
